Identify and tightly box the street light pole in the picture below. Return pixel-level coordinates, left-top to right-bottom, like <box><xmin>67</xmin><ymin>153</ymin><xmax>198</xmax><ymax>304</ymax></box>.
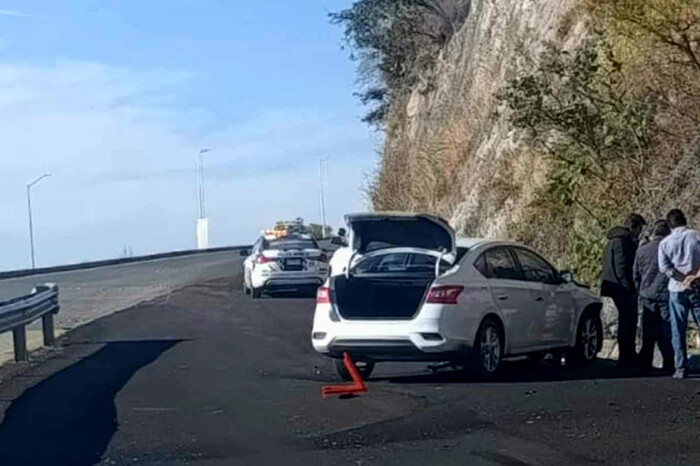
<box><xmin>27</xmin><ymin>173</ymin><xmax>52</xmax><ymax>269</ymax></box>
<box><xmin>319</xmin><ymin>158</ymin><xmax>328</xmax><ymax>239</ymax></box>
<box><xmin>196</xmin><ymin>149</ymin><xmax>211</xmax><ymax>249</ymax></box>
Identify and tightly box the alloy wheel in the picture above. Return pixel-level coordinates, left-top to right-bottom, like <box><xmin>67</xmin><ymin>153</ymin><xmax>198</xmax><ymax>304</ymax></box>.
<box><xmin>480</xmin><ymin>326</ymin><xmax>501</xmax><ymax>373</ymax></box>
<box><xmin>580</xmin><ymin>316</ymin><xmax>598</xmax><ymax>360</ymax></box>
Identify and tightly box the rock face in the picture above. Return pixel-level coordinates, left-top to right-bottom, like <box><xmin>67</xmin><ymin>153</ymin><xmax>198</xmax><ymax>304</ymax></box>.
<box><xmin>382</xmin><ymin>0</ymin><xmax>590</xmax><ymax>237</ymax></box>
<box><xmin>376</xmin><ymin>0</ymin><xmax>700</xmax><ymax>363</ymax></box>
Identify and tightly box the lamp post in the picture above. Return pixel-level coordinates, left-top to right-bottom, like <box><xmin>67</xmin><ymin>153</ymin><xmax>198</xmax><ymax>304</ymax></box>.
<box><xmin>318</xmin><ymin>158</ymin><xmax>328</xmax><ymax>239</ymax></box>
<box><xmin>196</xmin><ymin>149</ymin><xmax>211</xmax><ymax>249</ymax></box>
<box><xmin>27</xmin><ymin>173</ymin><xmax>52</xmax><ymax>269</ymax></box>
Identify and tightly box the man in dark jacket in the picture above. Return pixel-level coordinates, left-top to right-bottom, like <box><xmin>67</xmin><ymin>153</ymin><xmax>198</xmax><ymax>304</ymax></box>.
<box><xmin>601</xmin><ymin>213</ymin><xmax>647</xmax><ymax>365</ymax></box>
<box><xmin>634</xmin><ymin>220</ymin><xmax>674</xmax><ymax>371</ymax></box>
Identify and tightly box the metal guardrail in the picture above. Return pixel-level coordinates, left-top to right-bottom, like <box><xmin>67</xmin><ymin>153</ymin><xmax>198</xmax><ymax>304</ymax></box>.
<box><xmin>0</xmin><ymin>284</ymin><xmax>59</xmax><ymax>362</ymax></box>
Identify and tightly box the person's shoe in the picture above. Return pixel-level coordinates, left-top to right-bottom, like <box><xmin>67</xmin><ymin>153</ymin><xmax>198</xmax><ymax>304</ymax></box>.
<box><xmin>672</xmin><ymin>369</ymin><xmax>686</xmax><ymax>379</ymax></box>
<box><xmin>662</xmin><ymin>366</ymin><xmax>675</xmax><ymax>375</ymax></box>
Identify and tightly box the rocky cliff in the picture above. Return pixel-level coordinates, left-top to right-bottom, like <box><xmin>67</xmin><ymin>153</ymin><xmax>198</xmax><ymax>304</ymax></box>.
<box><xmin>372</xmin><ymin>0</ymin><xmax>700</xmax><ymax>284</ymax></box>
<box><xmin>375</xmin><ymin>0</ymin><xmax>590</xmax><ymax>238</ymax></box>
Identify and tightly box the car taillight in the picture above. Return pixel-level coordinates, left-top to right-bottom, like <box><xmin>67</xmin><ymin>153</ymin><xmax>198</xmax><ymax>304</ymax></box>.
<box><xmin>317</xmin><ymin>286</ymin><xmax>332</xmax><ymax>304</ymax></box>
<box><xmin>426</xmin><ymin>285</ymin><xmax>464</xmax><ymax>305</ymax></box>
<box><xmin>256</xmin><ymin>255</ymin><xmax>275</xmax><ymax>264</ymax></box>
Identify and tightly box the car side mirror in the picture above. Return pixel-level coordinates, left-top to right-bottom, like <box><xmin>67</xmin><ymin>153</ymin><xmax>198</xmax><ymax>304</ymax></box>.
<box><xmin>240</xmin><ymin>249</ymin><xmax>250</xmax><ymax>257</ymax></box>
<box><xmin>560</xmin><ymin>270</ymin><xmax>574</xmax><ymax>284</ymax></box>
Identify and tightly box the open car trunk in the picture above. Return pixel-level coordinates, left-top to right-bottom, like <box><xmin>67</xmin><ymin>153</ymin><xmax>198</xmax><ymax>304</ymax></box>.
<box><xmin>331</xmin><ymin>213</ymin><xmax>456</xmax><ymax>320</ymax></box>
<box><xmin>333</xmin><ymin>274</ymin><xmax>434</xmax><ymax>320</ymax></box>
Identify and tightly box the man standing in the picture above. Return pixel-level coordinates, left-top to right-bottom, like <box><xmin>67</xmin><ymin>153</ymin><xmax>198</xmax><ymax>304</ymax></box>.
<box><xmin>601</xmin><ymin>213</ymin><xmax>647</xmax><ymax>365</ymax></box>
<box><xmin>634</xmin><ymin>220</ymin><xmax>674</xmax><ymax>371</ymax></box>
<box><xmin>658</xmin><ymin>209</ymin><xmax>700</xmax><ymax>379</ymax></box>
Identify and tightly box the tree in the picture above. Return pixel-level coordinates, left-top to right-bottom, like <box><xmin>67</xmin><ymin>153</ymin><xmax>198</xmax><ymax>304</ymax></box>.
<box><xmin>307</xmin><ymin>224</ymin><xmax>334</xmax><ymax>240</ymax></box>
<box><xmin>502</xmin><ymin>39</ymin><xmax>654</xmax><ymax>216</ymax></box>
<box><xmin>501</xmin><ymin>39</ymin><xmax>656</xmax><ymax>285</ymax></box>
<box><xmin>331</xmin><ymin>0</ymin><xmax>471</xmax><ymax>126</ymax></box>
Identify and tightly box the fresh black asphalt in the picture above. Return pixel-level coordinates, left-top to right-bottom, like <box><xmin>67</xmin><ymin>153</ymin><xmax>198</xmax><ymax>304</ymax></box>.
<box><xmin>1</xmin><ymin>275</ymin><xmax>700</xmax><ymax>465</ymax></box>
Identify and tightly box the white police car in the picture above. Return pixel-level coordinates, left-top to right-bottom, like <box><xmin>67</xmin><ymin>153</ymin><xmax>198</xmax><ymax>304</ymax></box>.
<box><xmin>242</xmin><ymin>234</ymin><xmax>329</xmax><ymax>298</ymax></box>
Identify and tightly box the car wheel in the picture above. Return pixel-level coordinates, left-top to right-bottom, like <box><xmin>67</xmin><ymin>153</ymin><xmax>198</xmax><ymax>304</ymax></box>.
<box><xmin>472</xmin><ymin>317</ymin><xmax>504</xmax><ymax>378</ymax></box>
<box><xmin>334</xmin><ymin>357</ymin><xmax>375</xmax><ymax>381</ymax></box>
<box><xmin>568</xmin><ymin>311</ymin><xmax>602</xmax><ymax>365</ymax></box>
<box><xmin>251</xmin><ymin>286</ymin><xmax>262</xmax><ymax>299</ymax></box>
<box><xmin>242</xmin><ymin>273</ymin><xmax>250</xmax><ymax>295</ymax></box>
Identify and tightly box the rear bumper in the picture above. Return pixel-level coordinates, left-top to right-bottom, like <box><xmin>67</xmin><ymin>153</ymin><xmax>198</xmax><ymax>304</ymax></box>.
<box><xmin>325</xmin><ymin>338</ymin><xmax>470</xmax><ymax>361</ymax></box>
<box><xmin>311</xmin><ymin>302</ymin><xmax>479</xmax><ymax>362</ymax></box>
<box><xmin>265</xmin><ymin>277</ymin><xmax>324</xmax><ymax>290</ymax></box>
<box><xmin>252</xmin><ymin>271</ymin><xmax>326</xmax><ymax>289</ymax></box>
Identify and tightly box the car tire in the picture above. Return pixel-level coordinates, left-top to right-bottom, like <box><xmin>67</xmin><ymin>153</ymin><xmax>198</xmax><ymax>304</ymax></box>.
<box><xmin>471</xmin><ymin>317</ymin><xmax>504</xmax><ymax>378</ymax></box>
<box><xmin>242</xmin><ymin>274</ymin><xmax>250</xmax><ymax>295</ymax></box>
<box><xmin>251</xmin><ymin>286</ymin><xmax>262</xmax><ymax>299</ymax></box>
<box><xmin>568</xmin><ymin>311</ymin><xmax>602</xmax><ymax>365</ymax></box>
<box><xmin>334</xmin><ymin>357</ymin><xmax>375</xmax><ymax>381</ymax></box>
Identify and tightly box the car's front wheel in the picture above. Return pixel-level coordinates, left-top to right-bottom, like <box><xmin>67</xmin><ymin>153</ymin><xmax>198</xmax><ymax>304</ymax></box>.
<box><xmin>568</xmin><ymin>311</ymin><xmax>602</xmax><ymax>364</ymax></box>
<box><xmin>472</xmin><ymin>317</ymin><xmax>504</xmax><ymax>378</ymax></box>
<box><xmin>334</xmin><ymin>357</ymin><xmax>375</xmax><ymax>381</ymax></box>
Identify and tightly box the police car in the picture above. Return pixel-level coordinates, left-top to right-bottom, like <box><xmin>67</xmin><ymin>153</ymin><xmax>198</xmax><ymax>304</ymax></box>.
<box><xmin>242</xmin><ymin>233</ymin><xmax>330</xmax><ymax>298</ymax></box>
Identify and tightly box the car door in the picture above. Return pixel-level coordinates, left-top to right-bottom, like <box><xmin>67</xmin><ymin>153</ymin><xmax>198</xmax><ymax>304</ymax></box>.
<box><xmin>477</xmin><ymin>246</ymin><xmax>541</xmax><ymax>353</ymax></box>
<box><xmin>512</xmin><ymin>247</ymin><xmax>575</xmax><ymax>347</ymax></box>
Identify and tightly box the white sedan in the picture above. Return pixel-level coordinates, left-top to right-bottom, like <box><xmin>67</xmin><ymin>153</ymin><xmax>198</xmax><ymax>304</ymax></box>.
<box><xmin>312</xmin><ymin>213</ymin><xmax>603</xmax><ymax>380</ymax></box>
<box><xmin>242</xmin><ymin>234</ymin><xmax>329</xmax><ymax>298</ymax></box>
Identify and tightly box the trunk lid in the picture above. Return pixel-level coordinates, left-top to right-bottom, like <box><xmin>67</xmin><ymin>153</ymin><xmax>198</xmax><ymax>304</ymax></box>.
<box><xmin>346</xmin><ymin>213</ymin><xmax>456</xmax><ymax>264</ymax></box>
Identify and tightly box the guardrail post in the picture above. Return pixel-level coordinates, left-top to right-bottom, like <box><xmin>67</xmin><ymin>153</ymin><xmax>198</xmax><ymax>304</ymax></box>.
<box><xmin>42</xmin><ymin>313</ymin><xmax>55</xmax><ymax>347</ymax></box>
<box><xmin>12</xmin><ymin>325</ymin><xmax>27</xmax><ymax>362</ymax></box>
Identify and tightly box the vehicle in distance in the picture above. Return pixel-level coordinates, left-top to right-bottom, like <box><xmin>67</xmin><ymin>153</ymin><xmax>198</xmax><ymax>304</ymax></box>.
<box><xmin>312</xmin><ymin>213</ymin><xmax>603</xmax><ymax>380</ymax></box>
<box><xmin>242</xmin><ymin>234</ymin><xmax>329</xmax><ymax>298</ymax></box>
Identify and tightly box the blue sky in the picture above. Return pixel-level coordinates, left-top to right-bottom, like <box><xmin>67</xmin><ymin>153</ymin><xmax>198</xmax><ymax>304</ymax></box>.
<box><xmin>0</xmin><ymin>1</ymin><xmax>380</xmax><ymax>271</ymax></box>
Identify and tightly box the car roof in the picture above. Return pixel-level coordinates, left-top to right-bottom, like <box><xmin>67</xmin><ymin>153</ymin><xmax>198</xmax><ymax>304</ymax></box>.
<box><xmin>456</xmin><ymin>237</ymin><xmax>523</xmax><ymax>249</ymax></box>
<box><xmin>456</xmin><ymin>237</ymin><xmax>483</xmax><ymax>248</ymax></box>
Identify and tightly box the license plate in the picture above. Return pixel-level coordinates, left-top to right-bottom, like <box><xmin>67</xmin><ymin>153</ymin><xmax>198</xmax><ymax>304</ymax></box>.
<box><xmin>286</xmin><ymin>259</ymin><xmax>302</xmax><ymax>267</ymax></box>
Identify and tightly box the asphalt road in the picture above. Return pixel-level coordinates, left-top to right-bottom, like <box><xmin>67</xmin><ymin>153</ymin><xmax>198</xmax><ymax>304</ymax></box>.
<box><xmin>1</xmin><ymin>274</ymin><xmax>700</xmax><ymax>465</ymax></box>
<box><xmin>0</xmin><ymin>251</ymin><xmax>242</xmax><ymax>365</ymax></box>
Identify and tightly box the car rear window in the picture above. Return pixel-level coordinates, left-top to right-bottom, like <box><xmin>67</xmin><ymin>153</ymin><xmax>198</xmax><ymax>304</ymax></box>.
<box><xmin>353</xmin><ymin>252</ymin><xmax>452</xmax><ymax>275</ymax></box>
<box><xmin>456</xmin><ymin>247</ymin><xmax>469</xmax><ymax>263</ymax></box>
<box><xmin>268</xmin><ymin>239</ymin><xmax>317</xmax><ymax>250</ymax></box>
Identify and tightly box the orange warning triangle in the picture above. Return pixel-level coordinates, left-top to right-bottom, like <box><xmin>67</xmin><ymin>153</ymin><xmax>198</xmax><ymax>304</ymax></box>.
<box><xmin>321</xmin><ymin>352</ymin><xmax>368</xmax><ymax>398</ymax></box>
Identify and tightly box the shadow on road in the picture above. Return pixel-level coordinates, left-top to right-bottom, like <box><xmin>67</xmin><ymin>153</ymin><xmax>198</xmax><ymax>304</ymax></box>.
<box><xmin>372</xmin><ymin>358</ymin><xmax>671</xmax><ymax>385</ymax></box>
<box><xmin>0</xmin><ymin>340</ymin><xmax>181</xmax><ymax>466</ymax></box>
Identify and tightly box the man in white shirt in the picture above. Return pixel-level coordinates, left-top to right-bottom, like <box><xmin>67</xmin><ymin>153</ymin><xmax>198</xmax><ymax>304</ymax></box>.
<box><xmin>658</xmin><ymin>209</ymin><xmax>700</xmax><ymax>379</ymax></box>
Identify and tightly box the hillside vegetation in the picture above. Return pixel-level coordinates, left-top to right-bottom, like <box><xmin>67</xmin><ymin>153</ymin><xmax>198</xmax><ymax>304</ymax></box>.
<box><xmin>335</xmin><ymin>0</ymin><xmax>700</xmax><ymax>285</ymax></box>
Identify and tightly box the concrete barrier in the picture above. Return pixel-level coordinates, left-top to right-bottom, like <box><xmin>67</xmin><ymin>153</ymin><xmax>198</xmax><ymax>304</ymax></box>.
<box><xmin>0</xmin><ymin>246</ymin><xmax>251</xmax><ymax>281</ymax></box>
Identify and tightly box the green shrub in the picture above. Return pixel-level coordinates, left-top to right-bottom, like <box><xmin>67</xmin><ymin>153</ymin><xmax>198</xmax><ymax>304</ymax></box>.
<box><xmin>501</xmin><ymin>39</ymin><xmax>656</xmax><ymax>286</ymax></box>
